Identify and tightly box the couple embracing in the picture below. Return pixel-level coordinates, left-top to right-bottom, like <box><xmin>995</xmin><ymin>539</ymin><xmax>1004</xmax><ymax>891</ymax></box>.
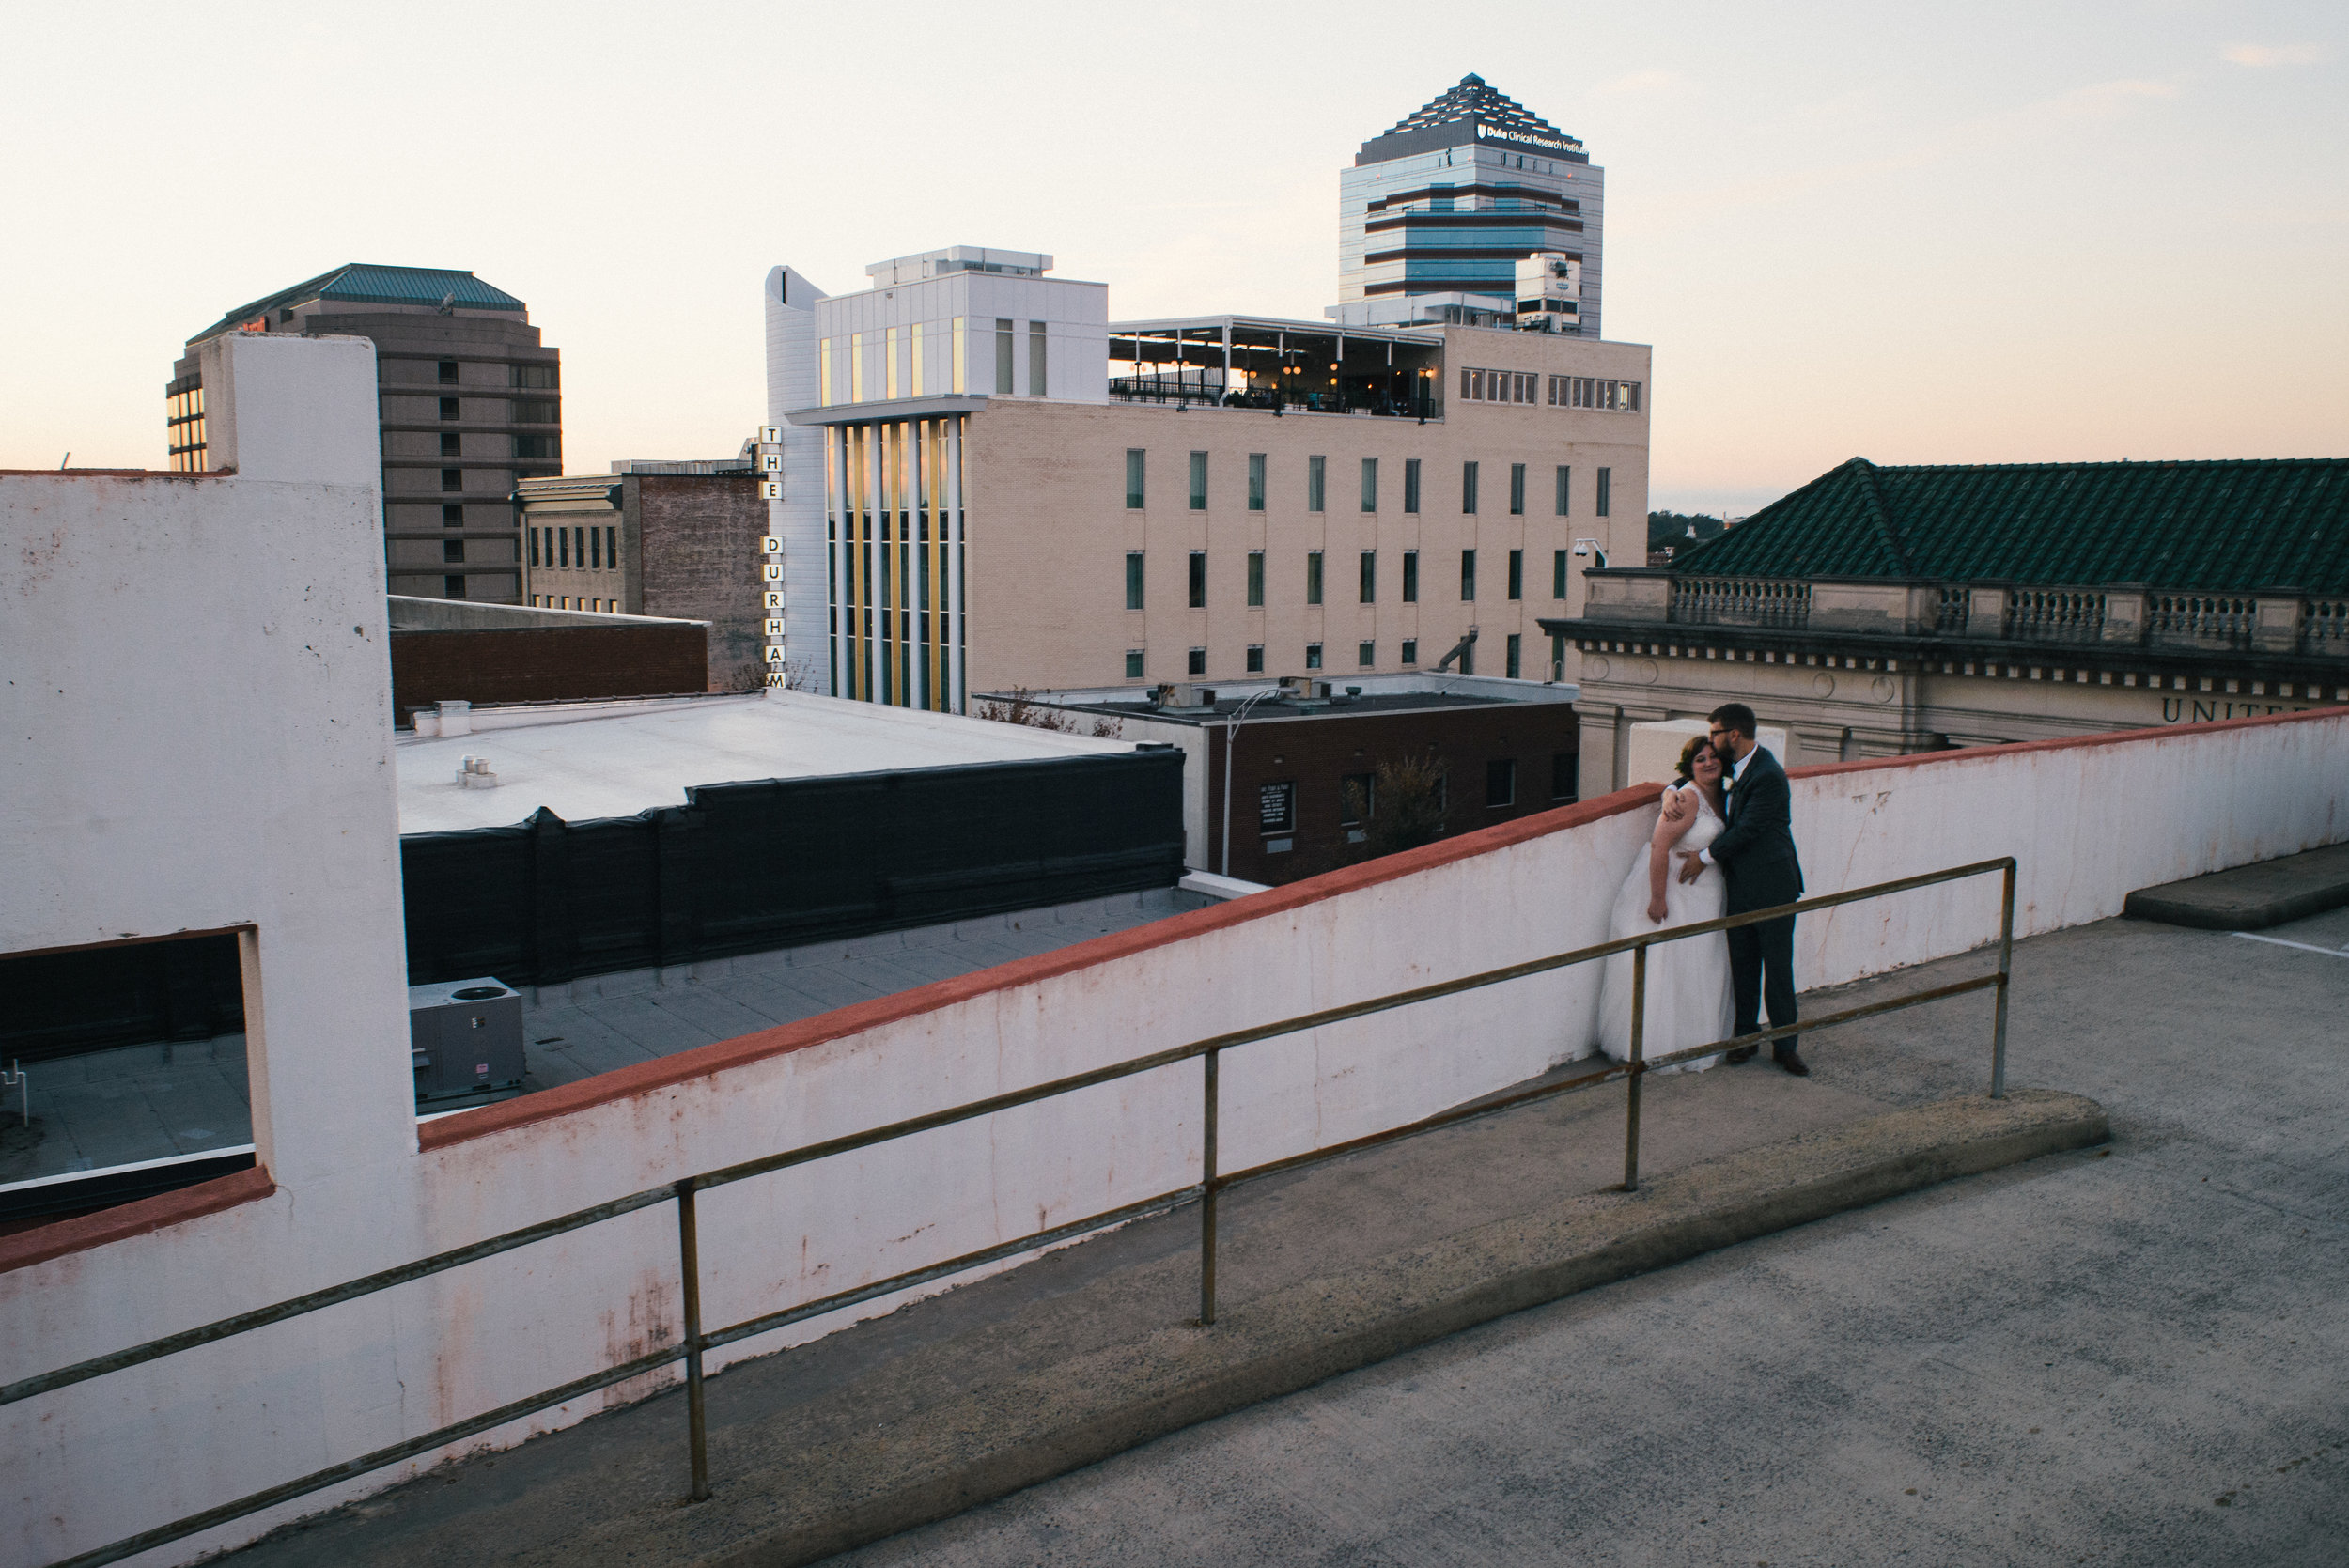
<box><xmin>1593</xmin><ymin>704</ymin><xmax>1808</xmax><ymax>1077</ymax></box>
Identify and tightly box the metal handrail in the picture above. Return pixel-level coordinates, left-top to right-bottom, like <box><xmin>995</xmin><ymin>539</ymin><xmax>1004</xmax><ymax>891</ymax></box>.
<box><xmin>13</xmin><ymin>855</ymin><xmax>2017</xmax><ymax>1568</ymax></box>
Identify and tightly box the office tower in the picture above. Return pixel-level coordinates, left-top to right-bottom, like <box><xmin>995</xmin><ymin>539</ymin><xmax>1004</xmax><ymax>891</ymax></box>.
<box><xmin>170</xmin><ymin>264</ymin><xmax>559</xmax><ymax>600</ymax></box>
<box><xmin>1333</xmin><ymin>75</ymin><xmax>1603</xmax><ymax>335</ymax></box>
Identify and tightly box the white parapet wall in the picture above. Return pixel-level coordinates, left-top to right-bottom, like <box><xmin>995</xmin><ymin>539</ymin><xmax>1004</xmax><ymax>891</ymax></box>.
<box><xmin>2</xmin><ymin>670</ymin><xmax>2344</xmax><ymax>1558</ymax></box>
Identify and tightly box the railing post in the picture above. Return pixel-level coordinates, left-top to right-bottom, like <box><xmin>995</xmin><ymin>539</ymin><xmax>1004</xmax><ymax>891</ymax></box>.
<box><xmin>676</xmin><ymin>1180</ymin><xmax>710</xmax><ymax>1502</ymax></box>
<box><xmin>1992</xmin><ymin>860</ymin><xmax>2015</xmax><ymax>1099</ymax></box>
<box><xmin>1623</xmin><ymin>942</ymin><xmax>1647</xmax><ymax>1192</ymax></box>
<box><xmin>1199</xmin><ymin>1047</ymin><xmax>1221</xmax><ymax>1327</ymax></box>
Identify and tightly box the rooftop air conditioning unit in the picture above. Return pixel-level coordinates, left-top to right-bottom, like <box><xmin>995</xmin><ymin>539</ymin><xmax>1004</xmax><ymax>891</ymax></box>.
<box><xmin>409</xmin><ymin>978</ymin><xmax>525</xmax><ymax>1106</ymax></box>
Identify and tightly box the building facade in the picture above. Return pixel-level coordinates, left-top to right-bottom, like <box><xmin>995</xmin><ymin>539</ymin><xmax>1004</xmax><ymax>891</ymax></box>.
<box><xmin>1334</xmin><ymin>75</ymin><xmax>1604</xmax><ymax>335</ymax></box>
<box><xmin>170</xmin><ymin>263</ymin><xmax>559</xmax><ymax>602</ymax></box>
<box><xmin>1546</xmin><ymin>457</ymin><xmax>2349</xmax><ymax>798</ymax></box>
<box><xmin>773</xmin><ymin>253</ymin><xmax>1651</xmax><ymax>713</ymax></box>
<box><xmin>516</xmin><ymin>466</ymin><xmax>768</xmax><ymax>691</ymax></box>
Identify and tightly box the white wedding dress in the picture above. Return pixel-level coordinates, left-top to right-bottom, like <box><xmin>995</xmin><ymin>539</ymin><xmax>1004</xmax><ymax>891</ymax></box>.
<box><xmin>1592</xmin><ymin>785</ymin><xmax>1735</xmax><ymax>1073</ymax></box>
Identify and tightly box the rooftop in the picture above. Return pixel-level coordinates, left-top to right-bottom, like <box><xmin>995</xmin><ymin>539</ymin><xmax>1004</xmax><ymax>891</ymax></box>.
<box><xmin>394</xmin><ymin>691</ymin><xmax>1135</xmax><ymax>833</ymax></box>
<box><xmin>1360</xmin><ymin>73</ymin><xmax>1586</xmax><ymax>163</ymax></box>
<box><xmin>989</xmin><ymin>674</ymin><xmax>1579</xmax><ymax>726</ymax></box>
<box><xmin>189</xmin><ymin>263</ymin><xmax>527</xmax><ymax>344</ymax></box>
<box><xmin>1672</xmin><ymin>456</ymin><xmax>2349</xmax><ymax>594</ymax></box>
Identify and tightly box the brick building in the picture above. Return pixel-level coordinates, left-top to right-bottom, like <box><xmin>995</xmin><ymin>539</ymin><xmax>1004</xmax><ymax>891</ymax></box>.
<box><xmin>170</xmin><ymin>263</ymin><xmax>559</xmax><ymax>601</ymax></box>
<box><xmin>517</xmin><ymin>464</ymin><xmax>768</xmax><ymax>691</ymax></box>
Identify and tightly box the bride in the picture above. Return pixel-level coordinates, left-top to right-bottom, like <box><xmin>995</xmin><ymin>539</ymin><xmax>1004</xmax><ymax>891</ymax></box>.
<box><xmin>1592</xmin><ymin>736</ymin><xmax>1735</xmax><ymax>1073</ymax></box>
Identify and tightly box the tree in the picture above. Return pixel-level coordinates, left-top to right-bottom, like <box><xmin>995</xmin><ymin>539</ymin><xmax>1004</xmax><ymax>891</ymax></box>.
<box><xmin>1350</xmin><ymin>753</ymin><xmax>1451</xmax><ymax>860</ymax></box>
<box><xmin>1647</xmin><ymin>510</ymin><xmax>1728</xmax><ymax>551</ymax></box>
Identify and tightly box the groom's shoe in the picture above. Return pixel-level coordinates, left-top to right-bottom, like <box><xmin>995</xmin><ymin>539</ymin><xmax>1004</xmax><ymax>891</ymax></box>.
<box><xmin>1725</xmin><ymin>1044</ymin><xmax>1759</xmax><ymax>1063</ymax></box>
<box><xmin>1776</xmin><ymin>1052</ymin><xmax>1811</xmax><ymax>1077</ymax></box>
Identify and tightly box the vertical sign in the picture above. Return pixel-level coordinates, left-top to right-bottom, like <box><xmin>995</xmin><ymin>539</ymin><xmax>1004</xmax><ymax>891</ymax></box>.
<box><xmin>758</xmin><ymin>424</ymin><xmax>786</xmax><ymax>687</ymax></box>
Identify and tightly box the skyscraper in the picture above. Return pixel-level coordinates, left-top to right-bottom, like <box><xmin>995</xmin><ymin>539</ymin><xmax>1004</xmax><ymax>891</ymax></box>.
<box><xmin>170</xmin><ymin>264</ymin><xmax>560</xmax><ymax>601</ymax></box>
<box><xmin>1333</xmin><ymin>75</ymin><xmax>1603</xmax><ymax>336</ymax></box>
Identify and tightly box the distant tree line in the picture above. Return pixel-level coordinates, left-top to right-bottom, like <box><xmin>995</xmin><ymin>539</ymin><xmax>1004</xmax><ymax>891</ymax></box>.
<box><xmin>1647</xmin><ymin>510</ymin><xmax>1729</xmax><ymax>551</ymax></box>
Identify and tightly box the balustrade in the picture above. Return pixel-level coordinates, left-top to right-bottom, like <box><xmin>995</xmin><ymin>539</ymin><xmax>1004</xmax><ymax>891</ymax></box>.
<box><xmin>2146</xmin><ymin>594</ymin><xmax>2255</xmax><ymax>649</ymax></box>
<box><xmin>1669</xmin><ymin>577</ymin><xmax>1811</xmax><ymax>629</ymax></box>
<box><xmin>2003</xmin><ymin>589</ymin><xmax>2107</xmax><ymax>644</ymax></box>
<box><xmin>2303</xmin><ymin>598</ymin><xmax>2347</xmax><ymax>652</ymax></box>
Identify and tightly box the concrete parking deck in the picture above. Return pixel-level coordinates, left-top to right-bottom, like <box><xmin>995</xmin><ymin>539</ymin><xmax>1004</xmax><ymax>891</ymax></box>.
<box><xmin>220</xmin><ymin>906</ymin><xmax>2162</xmax><ymax>1568</ymax></box>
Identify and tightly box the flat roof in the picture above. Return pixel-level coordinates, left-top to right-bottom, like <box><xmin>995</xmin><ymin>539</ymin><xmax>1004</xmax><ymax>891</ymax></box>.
<box><xmin>396</xmin><ymin>691</ymin><xmax>1135</xmax><ymax>833</ymax></box>
<box><xmin>1109</xmin><ymin>316</ymin><xmax>1442</xmax><ymax>347</ymax></box>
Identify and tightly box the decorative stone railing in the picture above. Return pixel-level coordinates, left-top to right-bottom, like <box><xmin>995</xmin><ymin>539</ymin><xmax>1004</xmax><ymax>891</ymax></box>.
<box><xmin>2301</xmin><ymin>598</ymin><xmax>2347</xmax><ymax>652</ymax></box>
<box><xmin>1669</xmin><ymin>576</ymin><xmax>1812</xmax><ymax>629</ymax></box>
<box><xmin>2003</xmin><ymin>589</ymin><xmax>2108</xmax><ymax>644</ymax></box>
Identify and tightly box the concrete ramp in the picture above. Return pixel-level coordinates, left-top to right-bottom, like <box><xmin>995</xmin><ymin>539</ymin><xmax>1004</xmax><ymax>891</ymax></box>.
<box><xmin>222</xmin><ymin>1072</ymin><xmax>2104</xmax><ymax>1568</ymax></box>
<box><xmin>2123</xmin><ymin>842</ymin><xmax>2349</xmax><ymax>930</ymax></box>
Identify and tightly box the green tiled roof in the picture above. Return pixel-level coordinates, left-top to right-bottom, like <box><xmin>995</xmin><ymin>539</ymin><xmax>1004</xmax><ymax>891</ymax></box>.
<box><xmin>190</xmin><ymin>264</ymin><xmax>525</xmax><ymax>344</ymax></box>
<box><xmin>1672</xmin><ymin>458</ymin><xmax>2349</xmax><ymax>596</ymax></box>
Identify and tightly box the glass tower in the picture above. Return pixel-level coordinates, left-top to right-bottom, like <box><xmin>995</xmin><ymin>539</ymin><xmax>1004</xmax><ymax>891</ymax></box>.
<box><xmin>1335</xmin><ymin>75</ymin><xmax>1603</xmax><ymax>336</ymax></box>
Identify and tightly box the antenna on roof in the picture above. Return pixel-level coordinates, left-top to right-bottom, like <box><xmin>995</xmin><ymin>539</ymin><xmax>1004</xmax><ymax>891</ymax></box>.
<box><xmin>58</xmin><ymin>452</ymin><xmax>70</xmax><ymax>469</ymax></box>
<box><xmin>436</xmin><ymin>291</ymin><xmax>456</xmax><ymax>316</ymax></box>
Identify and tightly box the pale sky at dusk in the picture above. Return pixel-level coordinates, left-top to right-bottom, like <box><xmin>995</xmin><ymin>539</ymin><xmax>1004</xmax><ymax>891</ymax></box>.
<box><xmin>2</xmin><ymin>0</ymin><xmax>2341</xmax><ymax>516</ymax></box>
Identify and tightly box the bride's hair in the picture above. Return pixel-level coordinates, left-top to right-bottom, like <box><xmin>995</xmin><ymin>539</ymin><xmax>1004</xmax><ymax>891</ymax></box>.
<box><xmin>1674</xmin><ymin>735</ymin><xmax>1714</xmax><ymax>784</ymax></box>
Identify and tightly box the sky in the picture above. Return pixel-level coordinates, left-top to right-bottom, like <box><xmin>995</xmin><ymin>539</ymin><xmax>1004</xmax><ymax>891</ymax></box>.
<box><xmin>1</xmin><ymin>0</ymin><xmax>2341</xmax><ymax>517</ymax></box>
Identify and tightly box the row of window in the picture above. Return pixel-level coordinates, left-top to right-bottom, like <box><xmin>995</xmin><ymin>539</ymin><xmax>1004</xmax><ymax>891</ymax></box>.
<box><xmin>528</xmin><ymin>524</ymin><xmax>619</xmax><ymax>571</ymax></box>
<box><xmin>406</xmin><ymin>434</ymin><xmax>563</xmax><ymax>459</ymax></box>
<box><xmin>1126</xmin><ymin>451</ymin><xmax>1610</xmax><ymax>517</ymax></box>
<box><xmin>418</xmin><ymin>360</ymin><xmax>559</xmax><ymax>390</ymax></box>
<box><xmin>1256</xmin><ymin>753</ymin><xmax>1575</xmax><ymax>842</ymax></box>
<box><xmin>1456</xmin><ymin>368</ymin><xmax>1641</xmax><ymax>412</ymax></box>
<box><xmin>1124</xmin><ymin>547</ymin><xmax>1586</xmax><ymax>609</ymax></box>
<box><xmin>412</xmin><ymin>396</ymin><xmax>560</xmax><ymax>424</ymax></box>
<box><xmin>530</xmin><ymin>595</ymin><xmax>618</xmax><ymax>612</ymax></box>
<box><xmin>1124</xmin><ymin>632</ymin><xmax>1535</xmax><ymax>680</ymax></box>
<box><xmin>820</xmin><ymin>318</ymin><xmax>1048</xmax><ymax>405</ymax></box>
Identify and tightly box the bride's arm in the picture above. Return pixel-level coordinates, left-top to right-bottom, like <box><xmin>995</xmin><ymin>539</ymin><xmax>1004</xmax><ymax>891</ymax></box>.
<box><xmin>1647</xmin><ymin>788</ymin><xmax>1698</xmax><ymax>921</ymax></box>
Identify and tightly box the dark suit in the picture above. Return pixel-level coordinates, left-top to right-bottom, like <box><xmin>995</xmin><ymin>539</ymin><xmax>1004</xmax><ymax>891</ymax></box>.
<box><xmin>1708</xmin><ymin>745</ymin><xmax>1804</xmax><ymax>1058</ymax></box>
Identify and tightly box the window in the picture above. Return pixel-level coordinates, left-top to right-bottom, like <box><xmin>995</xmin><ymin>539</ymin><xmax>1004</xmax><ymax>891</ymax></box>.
<box><xmin>512</xmin><ymin>364</ymin><xmax>558</xmax><ymax>390</ymax></box>
<box><xmin>1246</xmin><ymin>644</ymin><xmax>1265</xmax><ymax>673</ymax></box>
<box><xmin>1189</xmin><ymin>451</ymin><xmax>1207</xmax><ymax>511</ymax></box>
<box><xmin>994</xmin><ymin>318</ymin><xmax>1014</xmax><ymax>395</ymax></box>
<box><xmin>514</xmin><ymin>434</ymin><xmax>560</xmax><ymax>461</ymax></box>
<box><xmin>440</xmin><ymin>432</ymin><xmax>460</xmax><ymax>456</ymax></box>
<box><xmin>1189</xmin><ymin>551</ymin><xmax>1207</xmax><ymax>608</ymax></box>
<box><xmin>1509</xmin><ymin>462</ymin><xmax>1526</xmax><ymax>515</ymax></box>
<box><xmin>605</xmin><ymin>525</ymin><xmax>617</xmax><ymax>570</ymax></box>
<box><xmin>851</xmin><ymin>332</ymin><xmax>865</xmax><ymax>402</ymax></box>
<box><xmin>1507</xmin><ymin>549</ymin><xmax>1523</xmax><ymax>600</ymax></box>
<box><xmin>1307</xmin><ymin>455</ymin><xmax>1326</xmax><ymax>512</ymax></box>
<box><xmin>1359</xmin><ymin>550</ymin><xmax>1377</xmax><ymax>604</ymax></box>
<box><xmin>589</xmin><ymin>527</ymin><xmax>600</xmax><ymax>569</ymax></box>
<box><xmin>1305</xmin><ymin>643</ymin><xmax>1324</xmax><ymax>670</ymax></box>
<box><xmin>1403</xmin><ymin>458</ymin><xmax>1422</xmax><ymax>514</ymax></box>
<box><xmin>1029</xmin><ymin>320</ymin><xmax>1048</xmax><ymax>396</ymax></box>
<box><xmin>1247</xmin><ymin>551</ymin><xmax>1265</xmax><ymax>606</ymax></box>
<box><xmin>1126</xmin><ymin>449</ymin><xmax>1145</xmax><ymax>509</ymax></box>
<box><xmin>443</xmin><ymin>503</ymin><xmax>464</xmax><ymax>528</ymax></box>
<box><xmin>1341</xmin><ymin>772</ymin><xmax>1375</xmax><ymax>825</ymax></box>
<box><xmin>443</xmin><ymin>539</ymin><xmax>465</xmax><ymax>564</ymax></box>
<box><xmin>1549</xmin><ymin>631</ymin><xmax>1565</xmax><ymax>679</ymax></box>
<box><xmin>573</xmin><ymin>526</ymin><xmax>586</xmax><ymax>567</ymax></box>
<box><xmin>438</xmin><ymin>361</ymin><xmax>459</xmax><ymax>384</ymax></box>
<box><xmin>1552</xmin><ymin>549</ymin><xmax>1568</xmax><ymax>599</ymax></box>
<box><xmin>1126</xmin><ymin>649</ymin><xmax>1145</xmax><ymax>679</ymax></box>
<box><xmin>1596</xmin><ymin>467</ymin><xmax>1612</xmax><ymax>517</ymax></box>
<box><xmin>1486</xmin><ymin>757</ymin><xmax>1517</xmax><ymax>809</ymax></box>
<box><xmin>1361</xmin><ymin>457</ymin><xmax>1378</xmax><ymax>513</ymax></box>
<box><xmin>1188</xmin><ymin>647</ymin><xmax>1206</xmax><ymax>676</ymax></box>
<box><xmin>528</xmin><ymin>528</ymin><xmax>539</xmax><ymax>567</ymax></box>
<box><xmin>886</xmin><ymin>326</ymin><xmax>901</xmax><ymax>399</ymax></box>
<box><xmin>1401</xmin><ymin>638</ymin><xmax>1419</xmax><ymax>664</ymax></box>
<box><xmin>1357</xmin><ymin>640</ymin><xmax>1376</xmax><ymax>667</ymax></box>
<box><xmin>1462</xmin><ymin>461</ymin><xmax>1479</xmax><ymax>514</ymax></box>
<box><xmin>444</xmin><ymin>575</ymin><xmax>466</xmax><ymax>598</ymax></box>
<box><xmin>910</xmin><ymin>321</ymin><xmax>925</xmax><ymax>397</ymax></box>
<box><xmin>439</xmin><ymin>396</ymin><xmax>459</xmax><ymax>421</ymax></box>
<box><xmin>441</xmin><ymin>468</ymin><xmax>462</xmax><ymax>492</ymax></box>
<box><xmin>558</xmin><ymin>527</ymin><xmax>569</xmax><ymax>567</ymax></box>
<box><xmin>1554</xmin><ymin>465</ymin><xmax>1571</xmax><ymax>516</ymax></box>
<box><xmin>1125</xmin><ymin>551</ymin><xmax>1147</xmax><ymax>610</ymax></box>
<box><xmin>1551</xmin><ymin>753</ymin><xmax>1578</xmax><ymax>801</ymax></box>
<box><xmin>513</xmin><ymin>398</ymin><xmax>558</xmax><ymax>424</ymax></box>
<box><xmin>1505</xmin><ymin>632</ymin><xmax>1522</xmax><ymax>679</ymax></box>
<box><xmin>1247</xmin><ymin>453</ymin><xmax>1266</xmax><ymax>511</ymax></box>
<box><xmin>1460</xmin><ymin>549</ymin><xmax>1477</xmax><ymax>601</ymax></box>
<box><xmin>1402</xmin><ymin>550</ymin><xmax>1419</xmax><ymax>602</ymax></box>
<box><xmin>1306</xmin><ymin>551</ymin><xmax>1324</xmax><ymax>605</ymax></box>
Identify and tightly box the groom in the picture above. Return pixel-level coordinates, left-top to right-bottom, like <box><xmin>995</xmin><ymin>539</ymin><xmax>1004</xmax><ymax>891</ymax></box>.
<box><xmin>1678</xmin><ymin>703</ymin><xmax>1809</xmax><ymax>1076</ymax></box>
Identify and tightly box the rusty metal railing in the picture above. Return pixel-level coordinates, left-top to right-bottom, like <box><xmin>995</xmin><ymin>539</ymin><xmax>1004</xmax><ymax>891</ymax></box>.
<box><xmin>7</xmin><ymin>856</ymin><xmax>2016</xmax><ymax>1568</ymax></box>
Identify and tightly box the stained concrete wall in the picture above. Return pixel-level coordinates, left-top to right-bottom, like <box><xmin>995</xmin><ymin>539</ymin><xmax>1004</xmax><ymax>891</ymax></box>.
<box><xmin>1</xmin><ymin>653</ymin><xmax>2342</xmax><ymax>1560</ymax></box>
